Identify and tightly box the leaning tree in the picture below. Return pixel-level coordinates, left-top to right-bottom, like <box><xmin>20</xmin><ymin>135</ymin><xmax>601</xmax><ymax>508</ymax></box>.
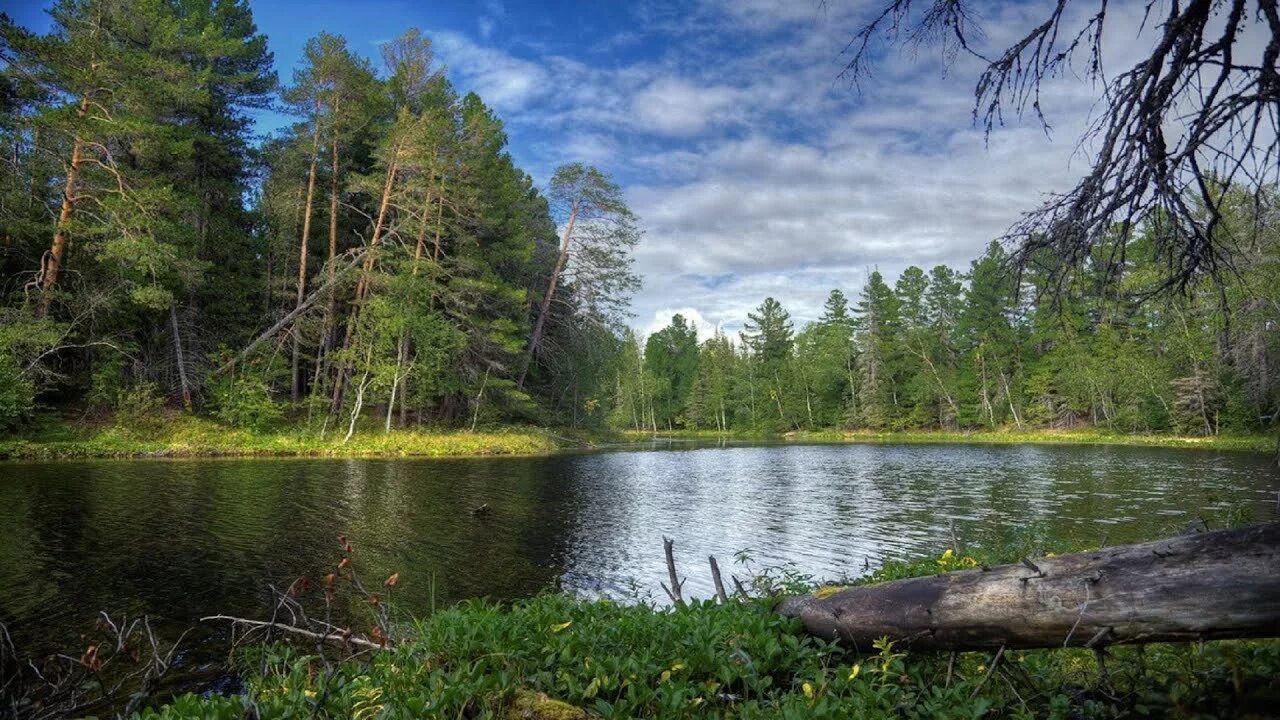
<box><xmin>837</xmin><ymin>0</ymin><xmax>1280</xmax><ymax>292</ymax></box>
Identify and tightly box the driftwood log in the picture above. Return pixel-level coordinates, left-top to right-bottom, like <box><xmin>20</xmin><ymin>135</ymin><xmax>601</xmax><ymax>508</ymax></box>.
<box><xmin>778</xmin><ymin>523</ymin><xmax>1280</xmax><ymax>651</ymax></box>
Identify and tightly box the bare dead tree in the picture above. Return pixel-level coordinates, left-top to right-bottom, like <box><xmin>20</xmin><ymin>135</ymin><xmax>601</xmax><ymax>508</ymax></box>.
<box><xmin>837</xmin><ymin>0</ymin><xmax>1280</xmax><ymax>292</ymax></box>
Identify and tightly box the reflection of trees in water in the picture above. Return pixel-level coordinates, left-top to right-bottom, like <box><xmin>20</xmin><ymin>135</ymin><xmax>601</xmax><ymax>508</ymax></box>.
<box><xmin>338</xmin><ymin>457</ymin><xmax>576</xmax><ymax>607</ymax></box>
<box><xmin>0</xmin><ymin>447</ymin><xmax>1274</xmax><ymax>660</ymax></box>
<box><xmin>0</xmin><ymin>458</ymin><xmax>585</xmax><ymax>659</ymax></box>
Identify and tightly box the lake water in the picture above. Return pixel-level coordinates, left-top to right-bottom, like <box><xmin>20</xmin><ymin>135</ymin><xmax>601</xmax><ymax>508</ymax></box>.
<box><xmin>1</xmin><ymin>441</ymin><xmax>1277</xmax><ymax>660</ymax></box>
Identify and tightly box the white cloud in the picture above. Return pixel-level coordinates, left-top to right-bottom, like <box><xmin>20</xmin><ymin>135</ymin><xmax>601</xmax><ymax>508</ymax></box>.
<box><xmin>434</xmin><ymin>32</ymin><xmax>547</xmax><ymax>111</ymax></box>
<box><xmin>707</xmin><ymin>0</ymin><xmax>836</xmax><ymax>32</ymax></box>
<box><xmin>629</xmin><ymin>77</ymin><xmax>739</xmax><ymax>136</ymax></box>
<box><xmin>641</xmin><ymin>307</ymin><xmax>721</xmax><ymax>341</ymax></box>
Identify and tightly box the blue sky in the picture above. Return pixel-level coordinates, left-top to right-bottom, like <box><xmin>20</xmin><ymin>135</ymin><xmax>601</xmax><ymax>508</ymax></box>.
<box><xmin>6</xmin><ymin>0</ymin><xmax>1159</xmax><ymax>338</ymax></box>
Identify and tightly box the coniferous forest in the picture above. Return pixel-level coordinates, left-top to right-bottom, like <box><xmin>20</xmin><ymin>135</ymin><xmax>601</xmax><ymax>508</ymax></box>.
<box><xmin>0</xmin><ymin>3</ymin><xmax>641</xmax><ymax>439</ymax></box>
<box><xmin>0</xmin><ymin>0</ymin><xmax>1276</xmax><ymax>444</ymax></box>
<box><xmin>628</xmin><ymin>222</ymin><xmax>1279</xmax><ymax>437</ymax></box>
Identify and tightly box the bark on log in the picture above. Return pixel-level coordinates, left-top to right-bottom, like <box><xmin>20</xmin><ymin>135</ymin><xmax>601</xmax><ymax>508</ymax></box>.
<box><xmin>778</xmin><ymin>523</ymin><xmax>1280</xmax><ymax>651</ymax></box>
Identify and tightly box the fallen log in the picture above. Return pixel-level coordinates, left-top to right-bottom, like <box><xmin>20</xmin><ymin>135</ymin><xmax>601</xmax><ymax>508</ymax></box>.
<box><xmin>201</xmin><ymin>615</ymin><xmax>382</xmax><ymax>650</ymax></box>
<box><xmin>778</xmin><ymin>523</ymin><xmax>1280</xmax><ymax>651</ymax></box>
<box><xmin>213</xmin><ymin>249</ymin><xmax>365</xmax><ymax>377</ymax></box>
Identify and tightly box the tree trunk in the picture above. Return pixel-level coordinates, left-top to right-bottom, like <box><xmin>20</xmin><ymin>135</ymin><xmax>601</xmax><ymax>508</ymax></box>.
<box><xmin>318</xmin><ymin>104</ymin><xmax>341</xmax><ymax>377</ymax></box>
<box><xmin>37</xmin><ymin>97</ymin><xmax>89</xmax><ymax>316</ymax></box>
<box><xmin>518</xmin><ymin>199</ymin><xmax>579</xmax><ymax>390</ymax></box>
<box><xmin>353</xmin><ymin>147</ymin><xmax>401</xmax><ymax>301</ymax></box>
<box><xmin>1000</xmin><ymin>370</ymin><xmax>1022</xmax><ymax>429</ymax></box>
<box><xmin>332</xmin><ymin>146</ymin><xmax>400</xmax><ymax>412</ymax></box>
<box><xmin>471</xmin><ymin>367</ymin><xmax>489</xmax><ymax>431</ymax></box>
<box><xmin>214</xmin><ymin>250</ymin><xmax>365</xmax><ymax>376</ymax></box>
<box><xmin>169</xmin><ymin>302</ymin><xmax>192</xmax><ymax>410</ymax></box>
<box><xmin>778</xmin><ymin>523</ymin><xmax>1280</xmax><ymax>652</ymax></box>
<box><xmin>292</xmin><ymin>106</ymin><xmax>323</xmax><ymax>401</ymax></box>
<box><xmin>432</xmin><ymin>191</ymin><xmax>444</xmax><ymax>262</ymax></box>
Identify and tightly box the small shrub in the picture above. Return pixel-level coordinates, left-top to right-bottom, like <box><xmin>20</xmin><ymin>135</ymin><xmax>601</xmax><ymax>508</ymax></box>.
<box><xmin>210</xmin><ymin>375</ymin><xmax>283</xmax><ymax>431</ymax></box>
<box><xmin>0</xmin><ymin>350</ymin><xmax>34</xmax><ymax>432</ymax></box>
<box><xmin>113</xmin><ymin>381</ymin><xmax>165</xmax><ymax>435</ymax></box>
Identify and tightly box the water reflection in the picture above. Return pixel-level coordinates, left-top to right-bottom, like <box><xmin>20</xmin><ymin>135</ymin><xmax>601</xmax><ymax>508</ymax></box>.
<box><xmin>0</xmin><ymin>442</ymin><xmax>1275</xmax><ymax>658</ymax></box>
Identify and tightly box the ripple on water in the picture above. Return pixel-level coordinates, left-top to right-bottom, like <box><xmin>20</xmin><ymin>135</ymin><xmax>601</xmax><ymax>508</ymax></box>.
<box><xmin>0</xmin><ymin>443</ymin><xmax>1275</xmax><ymax>657</ymax></box>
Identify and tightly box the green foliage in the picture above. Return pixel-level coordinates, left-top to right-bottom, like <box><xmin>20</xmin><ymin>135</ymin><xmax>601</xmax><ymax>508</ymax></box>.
<box><xmin>0</xmin><ymin>350</ymin><xmax>34</xmax><ymax>432</ymax></box>
<box><xmin>644</xmin><ymin>314</ymin><xmax>699</xmax><ymax>428</ymax></box>
<box><xmin>1</xmin><ymin>6</ymin><xmax>638</xmax><ymax>437</ymax></box>
<box><xmin>135</xmin><ymin>543</ymin><xmax>1280</xmax><ymax>719</ymax></box>
<box><xmin>2</xmin><ymin>3</ymin><xmax>1275</xmax><ymax>445</ymax></box>
<box><xmin>210</xmin><ymin>375</ymin><xmax>285</xmax><ymax>431</ymax></box>
<box><xmin>112</xmin><ymin>382</ymin><xmax>165</xmax><ymax>436</ymax></box>
<box><xmin>621</xmin><ymin>194</ymin><xmax>1280</xmax><ymax>439</ymax></box>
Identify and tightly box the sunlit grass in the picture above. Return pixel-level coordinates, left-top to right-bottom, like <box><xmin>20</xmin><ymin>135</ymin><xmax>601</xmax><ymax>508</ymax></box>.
<box><xmin>4</xmin><ymin>415</ymin><xmax>1273</xmax><ymax>460</ymax></box>
<box><xmin>0</xmin><ymin>414</ymin><xmax>559</xmax><ymax>460</ymax></box>
<box><xmin>621</xmin><ymin>427</ymin><xmax>1275</xmax><ymax>453</ymax></box>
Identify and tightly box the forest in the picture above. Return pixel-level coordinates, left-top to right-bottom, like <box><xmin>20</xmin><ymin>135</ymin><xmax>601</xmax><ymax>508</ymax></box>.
<box><xmin>0</xmin><ymin>0</ymin><xmax>640</xmax><ymax>439</ymax></box>
<box><xmin>1</xmin><ymin>0</ymin><xmax>1276</xmax><ymax>443</ymax></box>
<box><xmin>626</xmin><ymin>211</ymin><xmax>1280</xmax><ymax>436</ymax></box>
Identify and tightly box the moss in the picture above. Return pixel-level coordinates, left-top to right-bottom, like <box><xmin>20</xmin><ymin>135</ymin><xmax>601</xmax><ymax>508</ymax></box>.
<box><xmin>504</xmin><ymin>690</ymin><xmax>594</xmax><ymax>720</ymax></box>
<box><xmin>812</xmin><ymin>584</ymin><xmax>848</xmax><ymax>599</ymax></box>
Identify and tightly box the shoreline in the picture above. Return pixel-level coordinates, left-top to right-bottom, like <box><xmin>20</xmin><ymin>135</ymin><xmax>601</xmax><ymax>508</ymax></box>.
<box><xmin>2</xmin><ymin>416</ymin><xmax>1273</xmax><ymax>461</ymax></box>
<box><xmin>623</xmin><ymin>427</ymin><xmax>1277</xmax><ymax>453</ymax></box>
<box><xmin>0</xmin><ymin>416</ymin><xmax>567</xmax><ymax>461</ymax></box>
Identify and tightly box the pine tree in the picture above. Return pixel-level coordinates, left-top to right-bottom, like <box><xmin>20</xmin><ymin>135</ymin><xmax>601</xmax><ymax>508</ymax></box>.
<box><xmin>644</xmin><ymin>314</ymin><xmax>699</xmax><ymax>428</ymax></box>
<box><xmin>519</xmin><ymin>163</ymin><xmax>641</xmax><ymax>390</ymax></box>
<box><xmin>854</xmin><ymin>271</ymin><xmax>899</xmax><ymax>428</ymax></box>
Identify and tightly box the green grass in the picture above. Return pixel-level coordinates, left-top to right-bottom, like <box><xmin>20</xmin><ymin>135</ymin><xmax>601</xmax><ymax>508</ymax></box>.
<box><xmin>0</xmin><ymin>414</ymin><xmax>561</xmax><ymax>460</ymax></box>
<box><xmin>4</xmin><ymin>414</ymin><xmax>1273</xmax><ymax>461</ymax></box>
<box><xmin>622</xmin><ymin>427</ymin><xmax>1277</xmax><ymax>453</ymax></box>
<box><xmin>133</xmin><ymin>539</ymin><xmax>1280</xmax><ymax>719</ymax></box>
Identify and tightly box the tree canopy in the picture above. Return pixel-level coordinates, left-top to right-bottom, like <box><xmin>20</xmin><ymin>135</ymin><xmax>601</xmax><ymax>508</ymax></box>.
<box><xmin>0</xmin><ymin>2</ymin><xmax>642</xmax><ymax>435</ymax></box>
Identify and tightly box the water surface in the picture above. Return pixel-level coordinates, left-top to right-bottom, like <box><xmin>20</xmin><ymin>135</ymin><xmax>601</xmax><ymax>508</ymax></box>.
<box><xmin>1</xmin><ymin>441</ymin><xmax>1275</xmax><ymax>657</ymax></box>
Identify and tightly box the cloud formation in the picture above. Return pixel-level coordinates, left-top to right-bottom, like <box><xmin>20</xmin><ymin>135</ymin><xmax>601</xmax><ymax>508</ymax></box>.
<box><xmin>430</xmin><ymin>1</ymin><xmax>1161</xmax><ymax>338</ymax></box>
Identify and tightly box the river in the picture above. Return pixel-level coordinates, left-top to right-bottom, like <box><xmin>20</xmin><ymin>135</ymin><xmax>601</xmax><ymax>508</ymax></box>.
<box><xmin>1</xmin><ymin>440</ymin><xmax>1276</xmax><ymax>660</ymax></box>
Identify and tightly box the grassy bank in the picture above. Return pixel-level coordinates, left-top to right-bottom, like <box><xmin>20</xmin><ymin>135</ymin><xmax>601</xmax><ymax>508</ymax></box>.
<box><xmin>623</xmin><ymin>427</ymin><xmax>1277</xmax><ymax>453</ymax></box>
<box><xmin>4</xmin><ymin>414</ymin><xmax>1274</xmax><ymax>461</ymax></box>
<box><xmin>0</xmin><ymin>414</ymin><xmax>562</xmax><ymax>460</ymax></box>
<box><xmin>132</xmin><ymin>541</ymin><xmax>1280</xmax><ymax>719</ymax></box>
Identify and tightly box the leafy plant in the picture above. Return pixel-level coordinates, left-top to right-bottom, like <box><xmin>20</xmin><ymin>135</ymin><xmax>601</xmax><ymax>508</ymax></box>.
<box><xmin>210</xmin><ymin>375</ymin><xmax>284</xmax><ymax>432</ymax></box>
<box><xmin>0</xmin><ymin>350</ymin><xmax>34</xmax><ymax>432</ymax></box>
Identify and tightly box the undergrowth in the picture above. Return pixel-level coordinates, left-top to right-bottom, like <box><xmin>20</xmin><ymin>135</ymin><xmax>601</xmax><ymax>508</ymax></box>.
<box><xmin>134</xmin><ymin>541</ymin><xmax>1280</xmax><ymax>719</ymax></box>
<box><xmin>5</xmin><ymin>413</ymin><xmax>1273</xmax><ymax>461</ymax></box>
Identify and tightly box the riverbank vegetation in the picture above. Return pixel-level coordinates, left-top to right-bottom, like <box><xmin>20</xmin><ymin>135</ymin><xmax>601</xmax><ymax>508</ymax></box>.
<box><xmin>4</xmin><ymin>414</ymin><xmax>1270</xmax><ymax>461</ymax></box>
<box><xmin>0</xmin><ymin>413</ymin><xmax>560</xmax><ymax>460</ymax></box>
<box><xmin>623</xmin><ymin>428</ymin><xmax>1277</xmax><ymax>453</ymax></box>
<box><xmin>126</xmin><ymin>538</ymin><xmax>1280</xmax><ymax>719</ymax></box>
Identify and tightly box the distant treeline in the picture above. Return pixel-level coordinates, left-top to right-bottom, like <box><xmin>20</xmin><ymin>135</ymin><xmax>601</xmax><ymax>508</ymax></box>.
<box><xmin>620</xmin><ymin>195</ymin><xmax>1279</xmax><ymax>435</ymax></box>
<box><xmin>0</xmin><ymin>1</ymin><xmax>639</xmax><ymax>434</ymax></box>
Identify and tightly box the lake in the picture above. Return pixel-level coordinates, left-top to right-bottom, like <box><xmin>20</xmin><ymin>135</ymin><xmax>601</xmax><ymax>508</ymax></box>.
<box><xmin>1</xmin><ymin>440</ymin><xmax>1276</xmax><ymax>660</ymax></box>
